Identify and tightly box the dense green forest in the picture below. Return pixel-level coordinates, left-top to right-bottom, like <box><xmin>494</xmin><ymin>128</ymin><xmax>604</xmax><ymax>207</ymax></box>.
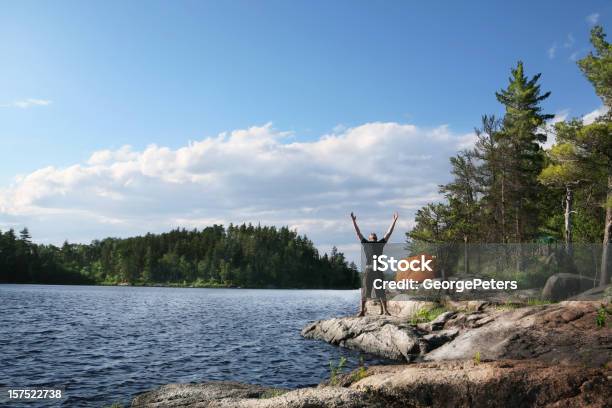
<box><xmin>407</xmin><ymin>25</ymin><xmax>612</xmax><ymax>286</ymax></box>
<box><xmin>0</xmin><ymin>224</ymin><xmax>359</xmax><ymax>288</ymax></box>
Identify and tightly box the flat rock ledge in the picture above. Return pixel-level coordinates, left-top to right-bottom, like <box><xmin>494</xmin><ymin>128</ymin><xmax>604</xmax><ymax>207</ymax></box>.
<box><xmin>301</xmin><ymin>301</ymin><xmax>611</xmax><ymax>367</ymax></box>
<box><xmin>131</xmin><ymin>360</ymin><xmax>611</xmax><ymax>408</ymax></box>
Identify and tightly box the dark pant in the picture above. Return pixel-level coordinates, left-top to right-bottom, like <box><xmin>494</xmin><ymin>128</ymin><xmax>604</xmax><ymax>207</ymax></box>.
<box><xmin>361</xmin><ymin>265</ymin><xmax>386</xmax><ymax>301</ymax></box>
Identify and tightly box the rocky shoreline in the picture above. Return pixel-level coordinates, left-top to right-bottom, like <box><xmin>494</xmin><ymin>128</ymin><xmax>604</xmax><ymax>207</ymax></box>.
<box><xmin>131</xmin><ymin>299</ymin><xmax>611</xmax><ymax>407</ymax></box>
<box><xmin>131</xmin><ymin>360</ymin><xmax>610</xmax><ymax>407</ymax></box>
<box><xmin>301</xmin><ymin>300</ymin><xmax>611</xmax><ymax>367</ymax></box>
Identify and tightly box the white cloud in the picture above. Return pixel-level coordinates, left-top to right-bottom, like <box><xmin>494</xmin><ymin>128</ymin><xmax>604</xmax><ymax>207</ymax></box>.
<box><xmin>549</xmin><ymin>32</ymin><xmax>582</xmax><ymax>60</ymax></box>
<box><xmin>0</xmin><ymin>99</ymin><xmax>52</xmax><ymax>109</ymax></box>
<box><xmin>542</xmin><ymin>106</ymin><xmax>608</xmax><ymax>149</ymax></box>
<box><xmin>541</xmin><ymin>109</ymin><xmax>570</xmax><ymax>149</ymax></box>
<box><xmin>0</xmin><ymin>122</ymin><xmax>474</xmax><ymax>261</ymax></box>
<box><xmin>587</xmin><ymin>13</ymin><xmax>600</xmax><ymax>25</ymax></box>
<box><xmin>87</xmin><ymin>145</ymin><xmax>138</xmax><ymax>165</ymax></box>
<box><xmin>552</xmin><ymin>109</ymin><xmax>570</xmax><ymax>124</ymax></box>
<box><xmin>583</xmin><ymin>106</ymin><xmax>608</xmax><ymax>124</ymax></box>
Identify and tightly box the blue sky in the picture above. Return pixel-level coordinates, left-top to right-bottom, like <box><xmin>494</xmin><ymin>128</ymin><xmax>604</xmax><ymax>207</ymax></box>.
<box><xmin>0</xmin><ymin>1</ymin><xmax>610</xmax><ymax>258</ymax></box>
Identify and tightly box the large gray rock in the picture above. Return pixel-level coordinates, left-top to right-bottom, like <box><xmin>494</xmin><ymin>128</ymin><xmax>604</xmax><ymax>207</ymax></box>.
<box><xmin>427</xmin><ymin>311</ymin><xmax>456</xmax><ymax>330</ymax></box>
<box><xmin>132</xmin><ymin>360</ymin><xmax>611</xmax><ymax>408</ymax></box>
<box><xmin>350</xmin><ymin>359</ymin><xmax>611</xmax><ymax>408</ymax></box>
<box><xmin>568</xmin><ymin>283</ymin><xmax>612</xmax><ymax>301</ymax></box>
<box><xmin>419</xmin><ymin>328</ymin><xmax>460</xmax><ymax>353</ymax></box>
<box><xmin>131</xmin><ymin>382</ymin><xmax>274</xmax><ymax>407</ymax></box>
<box><xmin>303</xmin><ymin>301</ymin><xmax>611</xmax><ymax>368</ymax></box>
<box><xmin>301</xmin><ymin>316</ymin><xmax>423</xmax><ymax>361</ymax></box>
<box><xmin>424</xmin><ymin>301</ymin><xmax>611</xmax><ymax>367</ymax></box>
<box><xmin>541</xmin><ymin>273</ymin><xmax>597</xmax><ymax>301</ymax></box>
<box><xmin>131</xmin><ymin>381</ymin><xmax>380</xmax><ymax>408</ymax></box>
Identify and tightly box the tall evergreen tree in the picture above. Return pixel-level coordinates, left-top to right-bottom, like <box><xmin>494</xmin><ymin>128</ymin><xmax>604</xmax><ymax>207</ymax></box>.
<box><xmin>495</xmin><ymin>61</ymin><xmax>553</xmax><ymax>242</ymax></box>
<box><xmin>577</xmin><ymin>25</ymin><xmax>612</xmax><ymax>285</ymax></box>
<box><xmin>578</xmin><ymin>25</ymin><xmax>612</xmax><ymax>119</ymax></box>
<box><xmin>472</xmin><ymin>115</ymin><xmax>507</xmax><ymax>242</ymax></box>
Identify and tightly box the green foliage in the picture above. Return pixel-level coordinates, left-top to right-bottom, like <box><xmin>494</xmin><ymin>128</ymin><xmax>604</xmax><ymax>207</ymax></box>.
<box><xmin>408</xmin><ymin>203</ymin><xmax>454</xmax><ymax>243</ymax></box>
<box><xmin>578</xmin><ymin>25</ymin><xmax>612</xmax><ymax>112</ymax></box>
<box><xmin>576</xmin><ymin>26</ymin><xmax>612</xmax><ymax>286</ymax></box>
<box><xmin>328</xmin><ymin>356</ymin><xmax>347</xmax><ymax>385</ymax></box>
<box><xmin>494</xmin><ymin>302</ymin><xmax>521</xmax><ymax>311</ymax></box>
<box><xmin>0</xmin><ymin>225</ymin><xmax>358</xmax><ymax>289</ymax></box>
<box><xmin>526</xmin><ymin>298</ymin><xmax>553</xmax><ymax>306</ymax></box>
<box><xmin>259</xmin><ymin>389</ymin><xmax>287</xmax><ymax>399</ymax></box>
<box><xmin>516</xmin><ymin>261</ymin><xmax>559</xmax><ymax>289</ymax></box>
<box><xmin>495</xmin><ymin>61</ymin><xmax>553</xmax><ymax>242</ymax></box>
<box><xmin>409</xmin><ymin>306</ymin><xmax>447</xmax><ymax>325</ymax></box>
<box><xmin>407</xmin><ymin>25</ymin><xmax>612</xmax><ymax>289</ymax></box>
<box><xmin>350</xmin><ymin>357</ymin><xmax>368</xmax><ymax>383</ymax></box>
<box><xmin>408</xmin><ymin>61</ymin><xmax>554</xmax><ymax>246</ymax></box>
<box><xmin>552</xmin><ymin>120</ymin><xmax>610</xmax><ymax>192</ymax></box>
<box><xmin>538</xmin><ymin>143</ymin><xmax>582</xmax><ymax>187</ymax></box>
<box><xmin>595</xmin><ymin>304</ymin><xmax>609</xmax><ymax>328</ymax></box>
<box><xmin>495</xmin><ymin>298</ymin><xmax>553</xmax><ymax>311</ymax></box>
<box><xmin>473</xmin><ymin>351</ymin><xmax>481</xmax><ymax>365</ymax></box>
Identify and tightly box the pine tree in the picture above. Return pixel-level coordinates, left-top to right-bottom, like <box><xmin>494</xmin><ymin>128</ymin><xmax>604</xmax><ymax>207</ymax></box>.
<box><xmin>577</xmin><ymin>26</ymin><xmax>612</xmax><ymax>285</ymax></box>
<box><xmin>578</xmin><ymin>25</ymin><xmax>612</xmax><ymax>119</ymax></box>
<box><xmin>538</xmin><ymin>125</ymin><xmax>588</xmax><ymax>254</ymax></box>
<box><xmin>472</xmin><ymin>115</ymin><xmax>506</xmax><ymax>242</ymax></box>
<box><xmin>143</xmin><ymin>246</ymin><xmax>153</xmax><ymax>281</ymax></box>
<box><xmin>19</xmin><ymin>228</ymin><xmax>32</xmax><ymax>244</ymax></box>
<box><xmin>495</xmin><ymin>61</ymin><xmax>553</xmax><ymax>243</ymax></box>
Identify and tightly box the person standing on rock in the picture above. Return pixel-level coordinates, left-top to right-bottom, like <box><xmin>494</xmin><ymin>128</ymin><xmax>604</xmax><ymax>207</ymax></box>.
<box><xmin>351</xmin><ymin>211</ymin><xmax>398</xmax><ymax>316</ymax></box>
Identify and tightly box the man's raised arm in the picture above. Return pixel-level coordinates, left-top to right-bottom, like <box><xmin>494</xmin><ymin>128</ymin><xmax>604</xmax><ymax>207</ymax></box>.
<box><xmin>383</xmin><ymin>212</ymin><xmax>399</xmax><ymax>241</ymax></box>
<box><xmin>350</xmin><ymin>212</ymin><xmax>365</xmax><ymax>241</ymax></box>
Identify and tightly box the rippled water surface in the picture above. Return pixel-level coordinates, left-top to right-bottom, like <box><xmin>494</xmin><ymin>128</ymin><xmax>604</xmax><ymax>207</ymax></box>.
<box><xmin>0</xmin><ymin>285</ymin><xmax>387</xmax><ymax>407</ymax></box>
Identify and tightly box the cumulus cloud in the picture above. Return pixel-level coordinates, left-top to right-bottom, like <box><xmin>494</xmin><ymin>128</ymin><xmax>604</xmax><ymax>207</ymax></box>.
<box><xmin>583</xmin><ymin>106</ymin><xmax>608</xmax><ymax>124</ymax></box>
<box><xmin>0</xmin><ymin>122</ymin><xmax>474</xmax><ymax>260</ymax></box>
<box><xmin>0</xmin><ymin>99</ymin><xmax>52</xmax><ymax>109</ymax></box>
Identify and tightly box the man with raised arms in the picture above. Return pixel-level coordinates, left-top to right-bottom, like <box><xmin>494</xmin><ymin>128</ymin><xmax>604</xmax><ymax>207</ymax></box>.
<box><xmin>350</xmin><ymin>211</ymin><xmax>399</xmax><ymax>316</ymax></box>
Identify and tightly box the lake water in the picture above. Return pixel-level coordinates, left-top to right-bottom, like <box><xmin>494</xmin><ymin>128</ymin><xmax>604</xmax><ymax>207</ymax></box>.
<box><xmin>0</xmin><ymin>285</ymin><xmax>387</xmax><ymax>407</ymax></box>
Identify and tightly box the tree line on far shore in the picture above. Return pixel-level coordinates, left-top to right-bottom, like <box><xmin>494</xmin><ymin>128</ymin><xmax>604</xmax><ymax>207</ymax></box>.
<box><xmin>0</xmin><ymin>224</ymin><xmax>359</xmax><ymax>288</ymax></box>
<box><xmin>408</xmin><ymin>25</ymin><xmax>611</xmax><ymax>285</ymax></box>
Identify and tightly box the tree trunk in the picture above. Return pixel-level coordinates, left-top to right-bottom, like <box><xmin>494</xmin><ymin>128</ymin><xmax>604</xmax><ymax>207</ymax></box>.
<box><xmin>564</xmin><ymin>186</ymin><xmax>574</xmax><ymax>257</ymax></box>
<box><xmin>592</xmin><ymin>245</ymin><xmax>599</xmax><ymax>289</ymax></box>
<box><xmin>463</xmin><ymin>235</ymin><xmax>469</xmax><ymax>275</ymax></box>
<box><xmin>600</xmin><ymin>175</ymin><xmax>612</xmax><ymax>286</ymax></box>
<box><xmin>515</xmin><ymin>211</ymin><xmax>523</xmax><ymax>273</ymax></box>
<box><xmin>501</xmin><ymin>174</ymin><xmax>506</xmax><ymax>243</ymax></box>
